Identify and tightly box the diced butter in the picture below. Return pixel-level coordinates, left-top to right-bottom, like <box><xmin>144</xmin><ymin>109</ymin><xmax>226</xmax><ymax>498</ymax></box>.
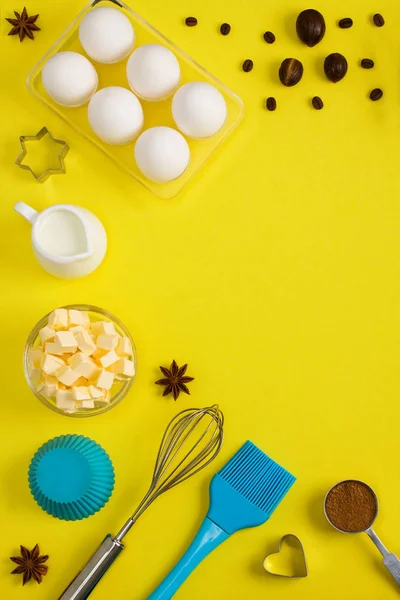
<box><xmin>39</xmin><ymin>326</ymin><xmax>56</xmax><ymax>344</ymax></box>
<box><xmin>56</xmin><ymin>366</ymin><xmax>81</xmax><ymax>386</ymax></box>
<box><xmin>109</xmin><ymin>358</ymin><xmax>135</xmax><ymax>377</ymax></box>
<box><xmin>75</xmin><ymin>329</ymin><xmax>96</xmax><ymax>355</ymax></box>
<box><xmin>67</xmin><ymin>353</ymin><xmax>99</xmax><ymax>379</ymax></box>
<box><xmin>45</xmin><ymin>341</ymin><xmax>63</xmax><ymax>355</ymax></box>
<box><xmin>93</xmin><ymin>369</ymin><xmax>114</xmax><ymax>391</ymax></box>
<box><xmin>72</xmin><ymin>376</ymin><xmax>88</xmax><ymax>387</ymax></box>
<box><xmin>69</xmin><ymin>325</ymin><xmax>85</xmax><ymax>335</ymax></box>
<box><xmin>97</xmin><ymin>391</ymin><xmax>110</xmax><ymax>404</ymax></box>
<box><xmin>72</xmin><ymin>386</ymin><xmax>91</xmax><ymax>401</ymax></box>
<box><xmin>82</xmin><ymin>311</ymin><xmax>91</xmax><ymax>330</ymax></box>
<box><xmin>55</xmin><ymin>331</ymin><xmax>78</xmax><ymax>353</ymax></box>
<box><xmin>77</xmin><ymin>399</ymin><xmax>95</xmax><ymax>409</ymax></box>
<box><xmin>43</xmin><ymin>381</ymin><xmax>58</xmax><ymax>398</ymax></box>
<box><xmin>88</xmin><ymin>385</ymin><xmax>105</xmax><ymax>399</ymax></box>
<box><xmin>41</xmin><ymin>353</ymin><xmax>65</xmax><ymax>375</ymax></box>
<box><xmin>116</xmin><ymin>337</ymin><xmax>132</xmax><ymax>357</ymax></box>
<box><xmin>28</xmin><ymin>346</ymin><xmax>43</xmax><ymax>368</ymax></box>
<box><xmin>56</xmin><ymin>390</ymin><xmax>77</xmax><ymax>410</ymax></box>
<box><xmin>30</xmin><ymin>368</ymin><xmax>42</xmax><ymax>383</ymax></box>
<box><xmin>49</xmin><ymin>308</ymin><xmax>69</xmax><ymax>330</ymax></box>
<box><xmin>68</xmin><ymin>309</ymin><xmax>86</xmax><ymax>327</ymax></box>
<box><xmin>91</xmin><ymin>320</ymin><xmax>116</xmax><ymax>336</ymax></box>
<box><xmin>99</xmin><ymin>350</ymin><xmax>119</xmax><ymax>368</ymax></box>
<box><xmin>97</xmin><ymin>334</ymin><xmax>119</xmax><ymax>351</ymax></box>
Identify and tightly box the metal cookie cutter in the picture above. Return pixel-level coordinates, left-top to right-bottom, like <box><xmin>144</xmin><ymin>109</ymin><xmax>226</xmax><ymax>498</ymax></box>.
<box><xmin>15</xmin><ymin>126</ymin><xmax>70</xmax><ymax>183</ymax></box>
<box><xmin>263</xmin><ymin>534</ymin><xmax>308</xmax><ymax>578</ymax></box>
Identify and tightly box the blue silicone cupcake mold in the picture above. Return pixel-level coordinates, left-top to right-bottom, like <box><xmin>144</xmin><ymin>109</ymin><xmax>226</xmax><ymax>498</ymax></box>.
<box><xmin>28</xmin><ymin>434</ymin><xmax>115</xmax><ymax>521</ymax></box>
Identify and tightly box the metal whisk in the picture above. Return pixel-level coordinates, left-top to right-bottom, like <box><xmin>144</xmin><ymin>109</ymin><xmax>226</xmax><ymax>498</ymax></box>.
<box><xmin>59</xmin><ymin>405</ymin><xmax>224</xmax><ymax>600</ymax></box>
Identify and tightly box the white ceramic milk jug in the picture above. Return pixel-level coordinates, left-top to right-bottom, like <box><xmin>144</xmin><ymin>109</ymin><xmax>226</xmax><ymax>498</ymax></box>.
<box><xmin>14</xmin><ymin>202</ymin><xmax>107</xmax><ymax>279</ymax></box>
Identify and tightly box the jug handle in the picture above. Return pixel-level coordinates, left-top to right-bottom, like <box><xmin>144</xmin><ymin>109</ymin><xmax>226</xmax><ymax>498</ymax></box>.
<box><xmin>14</xmin><ymin>201</ymin><xmax>38</xmax><ymax>224</ymax></box>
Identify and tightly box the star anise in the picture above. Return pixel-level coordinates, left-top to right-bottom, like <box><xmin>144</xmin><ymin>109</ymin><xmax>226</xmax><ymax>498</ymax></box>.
<box><xmin>155</xmin><ymin>360</ymin><xmax>194</xmax><ymax>400</ymax></box>
<box><xmin>6</xmin><ymin>7</ymin><xmax>40</xmax><ymax>42</ymax></box>
<box><xmin>10</xmin><ymin>544</ymin><xmax>49</xmax><ymax>585</ymax></box>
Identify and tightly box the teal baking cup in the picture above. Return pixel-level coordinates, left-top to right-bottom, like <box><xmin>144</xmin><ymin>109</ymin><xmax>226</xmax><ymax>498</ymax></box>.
<box><xmin>28</xmin><ymin>434</ymin><xmax>115</xmax><ymax>521</ymax></box>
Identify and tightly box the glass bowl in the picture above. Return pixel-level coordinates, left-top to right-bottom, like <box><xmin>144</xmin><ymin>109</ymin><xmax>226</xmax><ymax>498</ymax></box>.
<box><xmin>24</xmin><ymin>304</ymin><xmax>137</xmax><ymax>417</ymax></box>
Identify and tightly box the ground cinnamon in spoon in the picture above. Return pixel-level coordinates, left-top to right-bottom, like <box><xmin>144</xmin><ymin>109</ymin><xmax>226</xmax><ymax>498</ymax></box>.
<box><xmin>325</xmin><ymin>480</ymin><xmax>377</xmax><ymax>532</ymax></box>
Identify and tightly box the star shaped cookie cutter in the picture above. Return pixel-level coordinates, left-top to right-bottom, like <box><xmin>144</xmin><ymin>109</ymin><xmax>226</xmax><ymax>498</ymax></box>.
<box><xmin>15</xmin><ymin>126</ymin><xmax>70</xmax><ymax>183</ymax></box>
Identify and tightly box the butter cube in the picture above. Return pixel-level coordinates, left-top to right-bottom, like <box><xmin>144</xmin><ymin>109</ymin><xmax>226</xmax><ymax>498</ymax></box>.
<box><xmin>67</xmin><ymin>353</ymin><xmax>99</xmax><ymax>379</ymax></box>
<box><xmin>39</xmin><ymin>326</ymin><xmax>56</xmax><ymax>344</ymax></box>
<box><xmin>30</xmin><ymin>368</ymin><xmax>42</xmax><ymax>383</ymax></box>
<box><xmin>75</xmin><ymin>329</ymin><xmax>96</xmax><ymax>355</ymax></box>
<box><xmin>55</xmin><ymin>331</ymin><xmax>78</xmax><ymax>353</ymax></box>
<box><xmin>91</xmin><ymin>320</ymin><xmax>116</xmax><ymax>336</ymax></box>
<box><xmin>77</xmin><ymin>399</ymin><xmax>95</xmax><ymax>409</ymax></box>
<box><xmin>109</xmin><ymin>358</ymin><xmax>135</xmax><ymax>377</ymax></box>
<box><xmin>97</xmin><ymin>334</ymin><xmax>119</xmax><ymax>351</ymax></box>
<box><xmin>44</xmin><ymin>374</ymin><xmax>58</xmax><ymax>386</ymax></box>
<box><xmin>88</xmin><ymin>385</ymin><xmax>105</xmax><ymax>399</ymax></box>
<box><xmin>93</xmin><ymin>369</ymin><xmax>114</xmax><ymax>391</ymax></box>
<box><xmin>99</xmin><ymin>350</ymin><xmax>119</xmax><ymax>368</ymax></box>
<box><xmin>82</xmin><ymin>311</ymin><xmax>91</xmax><ymax>329</ymax></box>
<box><xmin>56</xmin><ymin>366</ymin><xmax>81</xmax><ymax>387</ymax></box>
<box><xmin>49</xmin><ymin>309</ymin><xmax>69</xmax><ymax>331</ymax></box>
<box><xmin>41</xmin><ymin>353</ymin><xmax>65</xmax><ymax>375</ymax></box>
<box><xmin>116</xmin><ymin>337</ymin><xmax>132</xmax><ymax>357</ymax></box>
<box><xmin>69</xmin><ymin>325</ymin><xmax>86</xmax><ymax>336</ymax></box>
<box><xmin>45</xmin><ymin>341</ymin><xmax>63</xmax><ymax>355</ymax></box>
<box><xmin>28</xmin><ymin>346</ymin><xmax>43</xmax><ymax>368</ymax></box>
<box><xmin>72</xmin><ymin>376</ymin><xmax>88</xmax><ymax>387</ymax></box>
<box><xmin>97</xmin><ymin>391</ymin><xmax>110</xmax><ymax>404</ymax></box>
<box><xmin>72</xmin><ymin>386</ymin><xmax>91</xmax><ymax>401</ymax></box>
<box><xmin>43</xmin><ymin>380</ymin><xmax>58</xmax><ymax>398</ymax></box>
<box><xmin>56</xmin><ymin>390</ymin><xmax>77</xmax><ymax>410</ymax></box>
<box><xmin>68</xmin><ymin>309</ymin><xmax>86</xmax><ymax>327</ymax></box>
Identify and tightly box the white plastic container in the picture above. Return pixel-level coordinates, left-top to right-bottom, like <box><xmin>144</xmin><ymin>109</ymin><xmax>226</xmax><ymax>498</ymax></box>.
<box><xmin>14</xmin><ymin>202</ymin><xmax>107</xmax><ymax>279</ymax></box>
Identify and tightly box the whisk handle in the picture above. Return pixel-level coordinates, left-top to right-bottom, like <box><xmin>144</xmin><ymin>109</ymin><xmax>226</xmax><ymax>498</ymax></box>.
<box><xmin>58</xmin><ymin>534</ymin><xmax>124</xmax><ymax>600</ymax></box>
<box><xmin>148</xmin><ymin>517</ymin><xmax>229</xmax><ymax>600</ymax></box>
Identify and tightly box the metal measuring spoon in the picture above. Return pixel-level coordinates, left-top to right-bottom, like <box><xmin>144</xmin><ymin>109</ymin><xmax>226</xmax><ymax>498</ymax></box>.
<box><xmin>324</xmin><ymin>479</ymin><xmax>400</xmax><ymax>585</ymax></box>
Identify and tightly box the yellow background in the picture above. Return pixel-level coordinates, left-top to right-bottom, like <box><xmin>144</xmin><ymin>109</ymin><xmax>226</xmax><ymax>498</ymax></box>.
<box><xmin>0</xmin><ymin>0</ymin><xmax>399</xmax><ymax>598</ymax></box>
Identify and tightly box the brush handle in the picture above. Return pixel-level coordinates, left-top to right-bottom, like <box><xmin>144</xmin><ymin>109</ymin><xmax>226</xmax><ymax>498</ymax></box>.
<box><xmin>148</xmin><ymin>517</ymin><xmax>229</xmax><ymax>599</ymax></box>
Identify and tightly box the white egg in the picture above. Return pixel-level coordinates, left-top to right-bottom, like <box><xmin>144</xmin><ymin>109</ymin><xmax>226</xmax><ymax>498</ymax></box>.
<box><xmin>88</xmin><ymin>86</ymin><xmax>144</xmax><ymax>145</ymax></box>
<box><xmin>172</xmin><ymin>82</ymin><xmax>227</xmax><ymax>139</ymax></box>
<box><xmin>79</xmin><ymin>6</ymin><xmax>135</xmax><ymax>64</ymax></box>
<box><xmin>126</xmin><ymin>44</ymin><xmax>180</xmax><ymax>101</ymax></box>
<box><xmin>134</xmin><ymin>127</ymin><xmax>190</xmax><ymax>183</ymax></box>
<box><xmin>42</xmin><ymin>51</ymin><xmax>98</xmax><ymax>107</ymax></box>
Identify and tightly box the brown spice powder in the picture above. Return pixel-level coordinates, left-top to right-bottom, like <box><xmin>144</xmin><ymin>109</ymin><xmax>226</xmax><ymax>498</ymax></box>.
<box><xmin>325</xmin><ymin>480</ymin><xmax>377</xmax><ymax>532</ymax></box>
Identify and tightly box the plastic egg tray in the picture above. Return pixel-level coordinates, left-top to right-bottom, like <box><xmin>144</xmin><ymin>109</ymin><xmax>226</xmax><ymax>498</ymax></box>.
<box><xmin>27</xmin><ymin>0</ymin><xmax>244</xmax><ymax>199</ymax></box>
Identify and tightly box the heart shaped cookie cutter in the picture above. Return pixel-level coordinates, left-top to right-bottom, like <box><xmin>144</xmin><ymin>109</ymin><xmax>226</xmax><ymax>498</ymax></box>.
<box><xmin>263</xmin><ymin>534</ymin><xmax>308</xmax><ymax>578</ymax></box>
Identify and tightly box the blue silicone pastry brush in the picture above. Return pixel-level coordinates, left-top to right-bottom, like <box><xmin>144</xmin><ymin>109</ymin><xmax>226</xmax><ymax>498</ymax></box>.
<box><xmin>148</xmin><ymin>440</ymin><xmax>296</xmax><ymax>599</ymax></box>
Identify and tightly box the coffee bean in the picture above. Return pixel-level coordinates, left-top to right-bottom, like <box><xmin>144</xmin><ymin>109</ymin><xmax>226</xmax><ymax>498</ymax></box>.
<box><xmin>242</xmin><ymin>59</ymin><xmax>253</xmax><ymax>72</ymax></box>
<box><xmin>263</xmin><ymin>31</ymin><xmax>276</xmax><ymax>44</ymax></box>
<box><xmin>185</xmin><ymin>16</ymin><xmax>197</xmax><ymax>26</ymax></box>
<box><xmin>266</xmin><ymin>97</ymin><xmax>277</xmax><ymax>111</ymax></box>
<box><xmin>312</xmin><ymin>96</ymin><xmax>324</xmax><ymax>109</ymax></box>
<box><xmin>373</xmin><ymin>13</ymin><xmax>384</xmax><ymax>27</ymax></box>
<box><xmin>220</xmin><ymin>23</ymin><xmax>231</xmax><ymax>35</ymax></box>
<box><xmin>370</xmin><ymin>88</ymin><xmax>383</xmax><ymax>101</ymax></box>
<box><xmin>361</xmin><ymin>58</ymin><xmax>374</xmax><ymax>69</ymax></box>
<box><xmin>338</xmin><ymin>18</ymin><xmax>353</xmax><ymax>28</ymax></box>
